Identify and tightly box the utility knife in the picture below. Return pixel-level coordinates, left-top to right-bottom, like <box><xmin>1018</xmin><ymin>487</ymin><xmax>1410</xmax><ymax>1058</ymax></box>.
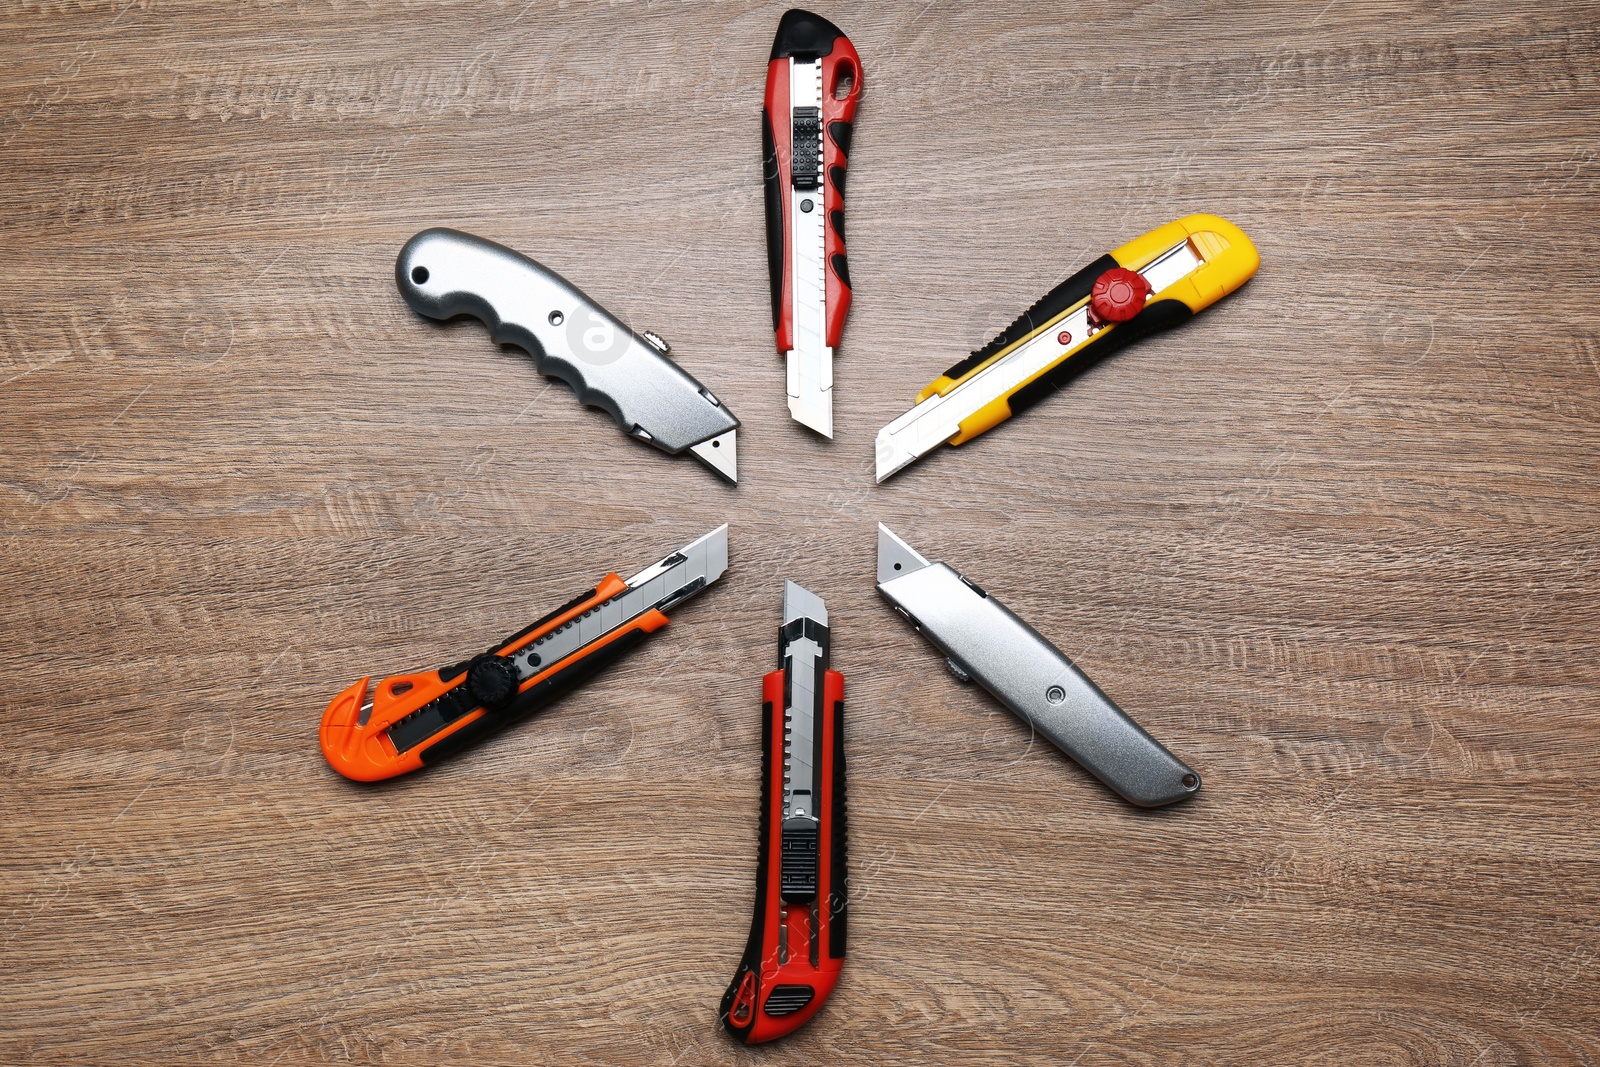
<box><xmin>875</xmin><ymin>213</ymin><xmax>1259</xmax><ymax>481</ymax></box>
<box><xmin>397</xmin><ymin>228</ymin><xmax>740</xmax><ymax>482</ymax></box>
<box><xmin>721</xmin><ymin>581</ymin><xmax>846</xmax><ymax>1043</ymax></box>
<box><xmin>762</xmin><ymin>9</ymin><xmax>862</xmax><ymax>437</ymax></box>
<box><xmin>875</xmin><ymin>525</ymin><xmax>1200</xmax><ymax>807</ymax></box>
<box><xmin>320</xmin><ymin>525</ymin><xmax>729</xmax><ymax>781</ymax></box>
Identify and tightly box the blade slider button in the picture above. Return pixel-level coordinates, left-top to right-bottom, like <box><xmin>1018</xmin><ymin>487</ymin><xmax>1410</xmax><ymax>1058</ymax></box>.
<box><xmin>1089</xmin><ymin>267</ymin><xmax>1152</xmax><ymax>325</ymax></box>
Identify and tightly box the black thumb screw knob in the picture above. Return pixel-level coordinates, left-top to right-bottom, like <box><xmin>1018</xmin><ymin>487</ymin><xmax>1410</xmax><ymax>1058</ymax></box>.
<box><xmin>466</xmin><ymin>656</ymin><xmax>519</xmax><ymax>707</ymax></box>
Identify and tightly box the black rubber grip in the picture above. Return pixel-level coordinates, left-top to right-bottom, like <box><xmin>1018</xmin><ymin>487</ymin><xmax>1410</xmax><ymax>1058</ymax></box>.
<box><xmin>942</xmin><ymin>253</ymin><xmax>1120</xmax><ymax>382</ymax></box>
<box><xmin>386</xmin><ymin>683</ymin><xmax>478</xmax><ymax>754</ymax></box>
<box><xmin>719</xmin><ymin>698</ymin><xmax>777</xmax><ymax>1041</ymax></box>
<box><xmin>418</xmin><ymin>626</ymin><xmax>653</xmax><ymax>766</ymax></box>
<box><xmin>1006</xmin><ymin>298</ymin><xmax>1194</xmax><ymax>416</ymax></box>
<box><xmin>827</xmin><ymin>696</ymin><xmax>847</xmax><ymax>960</ymax></box>
<box><xmin>828</xmin><ymin>158</ymin><xmax>849</xmax><ymax>291</ymax></box>
<box><xmin>761</xmin><ymin>111</ymin><xmax>785</xmax><ymax>332</ymax></box>
<box><xmin>770</xmin><ymin>8</ymin><xmax>845</xmax><ymax>59</ymax></box>
<box><xmin>828</xmin><ymin>120</ymin><xmax>852</xmax><ymax>157</ymax></box>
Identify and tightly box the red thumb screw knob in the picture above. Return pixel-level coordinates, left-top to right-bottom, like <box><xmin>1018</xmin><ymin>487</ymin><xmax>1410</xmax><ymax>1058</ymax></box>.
<box><xmin>1089</xmin><ymin>268</ymin><xmax>1151</xmax><ymax>324</ymax></box>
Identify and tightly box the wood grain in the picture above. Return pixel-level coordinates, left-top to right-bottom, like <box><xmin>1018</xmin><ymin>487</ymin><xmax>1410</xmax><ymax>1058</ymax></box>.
<box><xmin>2</xmin><ymin>1</ymin><xmax>1598</xmax><ymax>1063</ymax></box>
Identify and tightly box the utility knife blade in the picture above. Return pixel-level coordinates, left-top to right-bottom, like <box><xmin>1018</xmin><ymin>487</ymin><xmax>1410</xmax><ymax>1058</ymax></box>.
<box><xmin>319</xmin><ymin>525</ymin><xmax>729</xmax><ymax>781</ymax></box>
<box><xmin>875</xmin><ymin>213</ymin><xmax>1259</xmax><ymax>481</ymax></box>
<box><xmin>875</xmin><ymin>525</ymin><xmax>1200</xmax><ymax>807</ymax></box>
<box><xmin>721</xmin><ymin>580</ymin><xmax>846</xmax><ymax>1043</ymax></box>
<box><xmin>396</xmin><ymin>228</ymin><xmax>739</xmax><ymax>482</ymax></box>
<box><xmin>763</xmin><ymin>9</ymin><xmax>863</xmax><ymax>438</ymax></box>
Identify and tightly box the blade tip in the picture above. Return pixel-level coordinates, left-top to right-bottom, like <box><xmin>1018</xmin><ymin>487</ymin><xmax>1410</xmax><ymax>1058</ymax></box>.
<box><xmin>876</xmin><ymin>523</ymin><xmax>931</xmax><ymax>584</ymax></box>
<box><xmin>689</xmin><ymin>430</ymin><xmax>738</xmax><ymax>483</ymax></box>
<box><xmin>782</xmin><ymin>579</ymin><xmax>827</xmax><ymax>625</ymax></box>
<box><xmin>683</xmin><ymin>523</ymin><xmax>730</xmax><ymax>568</ymax></box>
<box><xmin>789</xmin><ymin>401</ymin><xmax>834</xmax><ymax>439</ymax></box>
<box><xmin>873</xmin><ymin>431</ymin><xmax>915</xmax><ymax>482</ymax></box>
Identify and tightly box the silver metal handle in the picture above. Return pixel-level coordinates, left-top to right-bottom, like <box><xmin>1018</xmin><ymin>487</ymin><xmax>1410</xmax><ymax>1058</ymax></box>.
<box><xmin>395</xmin><ymin>229</ymin><xmax>738</xmax><ymax>454</ymax></box>
<box><xmin>878</xmin><ymin>553</ymin><xmax>1200</xmax><ymax>808</ymax></box>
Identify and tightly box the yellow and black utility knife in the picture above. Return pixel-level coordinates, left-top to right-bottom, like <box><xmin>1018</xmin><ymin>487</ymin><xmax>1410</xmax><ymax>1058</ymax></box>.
<box><xmin>874</xmin><ymin>213</ymin><xmax>1259</xmax><ymax>481</ymax></box>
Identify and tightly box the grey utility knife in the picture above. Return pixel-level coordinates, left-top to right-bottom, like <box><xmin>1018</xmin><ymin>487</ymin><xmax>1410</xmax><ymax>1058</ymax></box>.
<box><xmin>875</xmin><ymin>524</ymin><xmax>1200</xmax><ymax>807</ymax></box>
<box><xmin>396</xmin><ymin>228</ymin><xmax>740</xmax><ymax>482</ymax></box>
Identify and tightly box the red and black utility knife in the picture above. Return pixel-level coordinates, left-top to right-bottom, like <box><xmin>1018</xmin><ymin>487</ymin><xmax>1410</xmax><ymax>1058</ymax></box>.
<box><xmin>720</xmin><ymin>581</ymin><xmax>847</xmax><ymax>1043</ymax></box>
<box><xmin>762</xmin><ymin>9</ymin><xmax>863</xmax><ymax>438</ymax></box>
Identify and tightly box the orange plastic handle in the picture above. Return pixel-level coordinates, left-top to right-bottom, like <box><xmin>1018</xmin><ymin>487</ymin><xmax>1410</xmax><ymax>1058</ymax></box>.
<box><xmin>318</xmin><ymin>573</ymin><xmax>633</xmax><ymax>781</ymax></box>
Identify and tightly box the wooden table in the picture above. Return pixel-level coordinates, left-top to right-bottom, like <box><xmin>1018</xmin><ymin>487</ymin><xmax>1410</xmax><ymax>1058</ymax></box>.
<box><xmin>4</xmin><ymin>2</ymin><xmax>1597</xmax><ymax>1063</ymax></box>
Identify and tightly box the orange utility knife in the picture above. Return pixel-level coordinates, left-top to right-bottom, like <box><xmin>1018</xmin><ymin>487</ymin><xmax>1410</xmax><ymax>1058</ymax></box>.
<box><xmin>319</xmin><ymin>526</ymin><xmax>728</xmax><ymax>781</ymax></box>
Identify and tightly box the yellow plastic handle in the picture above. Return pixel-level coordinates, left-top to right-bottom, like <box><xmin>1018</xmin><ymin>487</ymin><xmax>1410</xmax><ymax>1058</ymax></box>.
<box><xmin>1110</xmin><ymin>212</ymin><xmax>1260</xmax><ymax>311</ymax></box>
<box><xmin>941</xmin><ymin>213</ymin><xmax>1260</xmax><ymax>444</ymax></box>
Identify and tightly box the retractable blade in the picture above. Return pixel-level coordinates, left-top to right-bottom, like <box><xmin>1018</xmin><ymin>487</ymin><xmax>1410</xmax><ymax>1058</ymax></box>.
<box><xmin>762</xmin><ymin>10</ymin><xmax>863</xmax><ymax>438</ymax></box>
<box><xmin>396</xmin><ymin>228</ymin><xmax>739</xmax><ymax>483</ymax></box>
<box><xmin>319</xmin><ymin>525</ymin><xmax>730</xmax><ymax>781</ymax></box>
<box><xmin>721</xmin><ymin>580</ymin><xmax>847</xmax><ymax>1043</ymax></box>
<box><xmin>779</xmin><ymin>580</ymin><xmax>826</xmax><ymax>881</ymax></box>
<box><xmin>875</xmin><ymin>213</ymin><xmax>1259</xmax><ymax>481</ymax></box>
<box><xmin>875</xmin><ymin>524</ymin><xmax>1200</xmax><ymax>807</ymax></box>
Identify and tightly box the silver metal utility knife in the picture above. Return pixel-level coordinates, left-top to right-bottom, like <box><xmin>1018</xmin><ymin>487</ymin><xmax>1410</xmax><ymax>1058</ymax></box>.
<box><xmin>396</xmin><ymin>228</ymin><xmax>740</xmax><ymax>482</ymax></box>
<box><xmin>875</xmin><ymin>524</ymin><xmax>1201</xmax><ymax>807</ymax></box>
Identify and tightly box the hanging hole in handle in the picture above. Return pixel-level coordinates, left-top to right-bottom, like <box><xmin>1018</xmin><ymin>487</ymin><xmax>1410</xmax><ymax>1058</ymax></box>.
<box><xmin>831</xmin><ymin>60</ymin><xmax>856</xmax><ymax>101</ymax></box>
<box><xmin>410</xmin><ymin>266</ymin><xmax>429</xmax><ymax>284</ymax></box>
<box><xmin>388</xmin><ymin>681</ymin><xmax>413</xmax><ymax>697</ymax></box>
<box><xmin>730</xmin><ymin>970</ymin><xmax>756</xmax><ymax>1025</ymax></box>
<box><xmin>1182</xmin><ymin>774</ymin><xmax>1199</xmax><ymax>789</ymax></box>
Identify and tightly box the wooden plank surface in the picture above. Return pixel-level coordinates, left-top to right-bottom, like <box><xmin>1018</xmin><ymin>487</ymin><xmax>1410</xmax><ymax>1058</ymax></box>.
<box><xmin>3</xmin><ymin>1</ymin><xmax>1598</xmax><ymax>1063</ymax></box>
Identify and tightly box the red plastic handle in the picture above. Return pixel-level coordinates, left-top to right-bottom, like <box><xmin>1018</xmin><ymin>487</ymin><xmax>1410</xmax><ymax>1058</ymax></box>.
<box><xmin>721</xmin><ymin>666</ymin><xmax>847</xmax><ymax>1043</ymax></box>
<box><xmin>761</xmin><ymin>12</ymin><xmax>862</xmax><ymax>356</ymax></box>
